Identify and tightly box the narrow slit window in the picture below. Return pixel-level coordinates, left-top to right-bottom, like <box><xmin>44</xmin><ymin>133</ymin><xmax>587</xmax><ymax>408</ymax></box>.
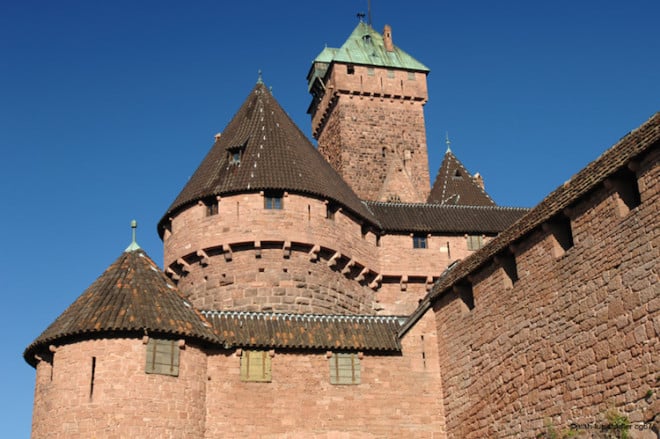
<box><xmin>89</xmin><ymin>357</ymin><xmax>96</xmax><ymax>400</ymax></box>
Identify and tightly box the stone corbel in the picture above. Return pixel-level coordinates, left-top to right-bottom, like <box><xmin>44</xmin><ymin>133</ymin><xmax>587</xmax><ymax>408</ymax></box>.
<box><xmin>222</xmin><ymin>244</ymin><xmax>232</xmax><ymax>262</ymax></box>
<box><xmin>165</xmin><ymin>267</ymin><xmax>180</xmax><ymax>281</ymax></box>
<box><xmin>309</xmin><ymin>244</ymin><xmax>320</xmax><ymax>262</ymax></box>
<box><xmin>177</xmin><ymin>258</ymin><xmax>191</xmax><ymax>273</ymax></box>
<box><xmin>369</xmin><ymin>274</ymin><xmax>383</xmax><ymax>290</ymax></box>
<box><xmin>356</xmin><ymin>267</ymin><xmax>369</xmax><ymax>282</ymax></box>
<box><xmin>196</xmin><ymin>249</ymin><xmax>210</xmax><ymax>266</ymax></box>
<box><xmin>341</xmin><ymin>259</ymin><xmax>355</xmax><ymax>275</ymax></box>
<box><xmin>327</xmin><ymin>251</ymin><xmax>341</xmax><ymax>268</ymax></box>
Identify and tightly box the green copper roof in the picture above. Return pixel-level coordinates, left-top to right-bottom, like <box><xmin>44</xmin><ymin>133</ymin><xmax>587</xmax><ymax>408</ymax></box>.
<box><xmin>313</xmin><ymin>22</ymin><xmax>429</xmax><ymax>72</ymax></box>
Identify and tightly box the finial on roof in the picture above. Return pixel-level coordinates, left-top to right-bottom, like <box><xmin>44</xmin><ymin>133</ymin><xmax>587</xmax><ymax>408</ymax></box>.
<box><xmin>257</xmin><ymin>70</ymin><xmax>263</xmax><ymax>84</ymax></box>
<box><xmin>445</xmin><ymin>132</ymin><xmax>452</xmax><ymax>153</ymax></box>
<box><xmin>125</xmin><ymin>219</ymin><xmax>141</xmax><ymax>252</ymax></box>
<box><xmin>357</xmin><ymin>12</ymin><xmax>365</xmax><ymax>22</ymax></box>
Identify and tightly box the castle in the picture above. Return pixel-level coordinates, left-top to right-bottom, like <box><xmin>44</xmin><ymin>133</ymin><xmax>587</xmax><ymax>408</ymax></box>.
<box><xmin>24</xmin><ymin>21</ymin><xmax>659</xmax><ymax>438</ymax></box>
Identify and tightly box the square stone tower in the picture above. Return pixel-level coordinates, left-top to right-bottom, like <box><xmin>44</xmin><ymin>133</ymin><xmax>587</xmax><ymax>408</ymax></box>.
<box><xmin>307</xmin><ymin>22</ymin><xmax>431</xmax><ymax>203</ymax></box>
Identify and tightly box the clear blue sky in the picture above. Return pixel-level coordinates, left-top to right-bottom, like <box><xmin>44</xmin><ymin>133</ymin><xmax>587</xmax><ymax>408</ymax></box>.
<box><xmin>2</xmin><ymin>1</ymin><xmax>658</xmax><ymax>436</ymax></box>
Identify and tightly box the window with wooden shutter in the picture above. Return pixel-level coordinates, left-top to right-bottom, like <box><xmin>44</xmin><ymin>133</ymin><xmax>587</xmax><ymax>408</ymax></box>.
<box><xmin>145</xmin><ymin>339</ymin><xmax>179</xmax><ymax>377</ymax></box>
<box><xmin>330</xmin><ymin>353</ymin><xmax>360</xmax><ymax>385</ymax></box>
<box><xmin>467</xmin><ymin>235</ymin><xmax>483</xmax><ymax>251</ymax></box>
<box><xmin>240</xmin><ymin>350</ymin><xmax>272</xmax><ymax>382</ymax></box>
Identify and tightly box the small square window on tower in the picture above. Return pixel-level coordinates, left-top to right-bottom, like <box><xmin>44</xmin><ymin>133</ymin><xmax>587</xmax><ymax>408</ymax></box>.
<box><xmin>145</xmin><ymin>338</ymin><xmax>179</xmax><ymax>377</ymax></box>
<box><xmin>240</xmin><ymin>350</ymin><xmax>272</xmax><ymax>382</ymax></box>
<box><xmin>413</xmin><ymin>235</ymin><xmax>427</xmax><ymax>249</ymax></box>
<box><xmin>264</xmin><ymin>191</ymin><xmax>283</xmax><ymax>210</ymax></box>
<box><xmin>329</xmin><ymin>353</ymin><xmax>360</xmax><ymax>385</ymax></box>
<box><xmin>204</xmin><ymin>200</ymin><xmax>218</xmax><ymax>216</ymax></box>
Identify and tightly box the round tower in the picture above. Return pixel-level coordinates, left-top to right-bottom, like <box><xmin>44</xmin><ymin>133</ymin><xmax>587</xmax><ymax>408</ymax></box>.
<box><xmin>307</xmin><ymin>21</ymin><xmax>431</xmax><ymax>203</ymax></box>
<box><xmin>25</xmin><ymin>236</ymin><xmax>215</xmax><ymax>438</ymax></box>
<box><xmin>159</xmin><ymin>83</ymin><xmax>383</xmax><ymax>315</ymax></box>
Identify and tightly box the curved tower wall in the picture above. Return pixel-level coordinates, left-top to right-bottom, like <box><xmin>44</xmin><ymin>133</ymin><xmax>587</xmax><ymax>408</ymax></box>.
<box><xmin>30</xmin><ymin>338</ymin><xmax>207</xmax><ymax>439</ymax></box>
<box><xmin>164</xmin><ymin>192</ymin><xmax>489</xmax><ymax>314</ymax></box>
<box><xmin>164</xmin><ymin>193</ymin><xmax>381</xmax><ymax>314</ymax></box>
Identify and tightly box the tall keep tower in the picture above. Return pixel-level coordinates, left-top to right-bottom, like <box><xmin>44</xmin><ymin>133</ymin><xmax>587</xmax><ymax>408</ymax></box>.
<box><xmin>307</xmin><ymin>21</ymin><xmax>431</xmax><ymax>202</ymax></box>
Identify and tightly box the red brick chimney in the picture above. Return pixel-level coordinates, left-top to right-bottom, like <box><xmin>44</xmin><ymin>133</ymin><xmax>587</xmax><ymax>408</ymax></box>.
<box><xmin>383</xmin><ymin>25</ymin><xmax>394</xmax><ymax>52</ymax></box>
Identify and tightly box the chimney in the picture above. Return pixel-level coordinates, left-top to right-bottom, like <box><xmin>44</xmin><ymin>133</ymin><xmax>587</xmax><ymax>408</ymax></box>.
<box><xmin>474</xmin><ymin>172</ymin><xmax>485</xmax><ymax>190</ymax></box>
<box><xmin>383</xmin><ymin>25</ymin><xmax>394</xmax><ymax>52</ymax></box>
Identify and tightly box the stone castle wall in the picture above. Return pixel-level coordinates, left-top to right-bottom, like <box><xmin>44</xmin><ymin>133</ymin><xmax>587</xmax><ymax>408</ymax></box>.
<box><xmin>31</xmin><ymin>338</ymin><xmax>208</xmax><ymax>439</ymax></box>
<box><xmin>203</xmin><ymin>311</ymin><xmax>446</xmax><ymax>439</ymax></box>
<box><xmin>432</xmin><ymin>148</ymin><xmax>659</xmax><ymax>437</ymax></box>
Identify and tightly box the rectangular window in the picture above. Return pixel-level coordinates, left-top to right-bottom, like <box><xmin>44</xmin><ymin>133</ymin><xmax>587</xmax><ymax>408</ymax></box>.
<box><xmin>413</xmin><ymin>235</ymin><xmax>427</xmax><ymax>249</ymax></box>
<box><xmin>330</xmin><ymin>353</ymin><xmax>360</xmax><ymax>385</ymax></box>
<box><xmin>407</xmin><ymin>71</ymin><xmax>415</xmax><ymax>80</ymax></box>
<box><xmin>367</xmin><ymin>67</ymin><xmax>375</xmax><ymax>76</ymax></box>
<box><xmin>205</xmin><ymin>200</ymin><xmax>218</xmax><ymax>216</ymax></box>
<box><xmin>347</xmin><ymin>65</ymin><xmax>355</xmax><ymax>75</ymax></box>
<box><xmin>240</xmin><ymin>350</ymin><xmax>272</xmax><ymax>382</ymax></box>
<box><xmin>467</xmin><ymin>235</ymin><xmax>483</xmax><ymax>251</ymax></box>
<box><xmin>264</xmin><ymin>194</ymin><xmax>283</xmax><ymax>210</ymax></box>
<box><xmin>387</xmin><ymin>69</ymin><xmax>394</xmax><ymax>78</ymax></box>
<box><xmin>326</xmin><ymin>203</ymin><xmax>338</xmax><ymax>220</ymax></box>
<box><xmin>145</xmin><ymin>339</ymin><xmax>179</xmax><ymax>377</ymax></box>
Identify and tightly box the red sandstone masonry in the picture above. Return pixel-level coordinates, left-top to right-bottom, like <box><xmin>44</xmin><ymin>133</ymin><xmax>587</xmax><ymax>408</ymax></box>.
<box><xmin>164</xmin><ymin>192</ymin><xmax>482</xmax><ymax>315</ymax></box>
<box><xmin>432</xmin><ymin>148</ymin><xmax>659</xmax><ymax>438</ymax></box>
<box><xmin>314</xmin><ymin>64</ymin><xmax>431</xmax><ymax>202</ymax></box>
<box><xmin>31</xmin><ymin>338</ymin><xmax>208</xmax><ymax>439</ymax></box>
<box><xmin>203</xmin><ymin>311</ymin><xmax>446</xmax><ymax>438</ymax></box>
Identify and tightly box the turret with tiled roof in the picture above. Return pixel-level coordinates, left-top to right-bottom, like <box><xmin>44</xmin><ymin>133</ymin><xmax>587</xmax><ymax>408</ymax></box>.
<box><xmin>428</xmin><ymin>144</ymin><xmax>496</xmax><ymax>206</ymax></box>
<box><xmin>24</xmin><ymin>223</ymin><xmax>217</xmax><ymax>366</ymax></box>
<box><xmin>159</xmin><ymin>81</ymin><xmax>376</xmax><ymax>235</ymax></box>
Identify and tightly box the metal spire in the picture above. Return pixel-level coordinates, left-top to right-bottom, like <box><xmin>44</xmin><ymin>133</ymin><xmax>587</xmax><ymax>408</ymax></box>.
<box><xmin>257</xmin><ymin>70</ymin><xmax>263</xmax><ymax>84</ymax></box>
<box><xmin>125</xmin><ymin>219</ymin><xmax>141</xmax><ymax>252</ymax></box>
<box><xmin>445</xmin><ymin>132</ymin><xmax>452</xmax><ymax>153</ymax></box>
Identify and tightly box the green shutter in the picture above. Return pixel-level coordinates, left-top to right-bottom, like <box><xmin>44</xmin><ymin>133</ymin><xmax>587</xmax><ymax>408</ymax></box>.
<box><xmin>241</xmin><ymin>350</ymin><xmax>271</xmax><ymax>382</ymax></box>
<box><xmin>145</xmin><ymin>339</ymin><xmax>179</xmax><ymax>377</ymax></box>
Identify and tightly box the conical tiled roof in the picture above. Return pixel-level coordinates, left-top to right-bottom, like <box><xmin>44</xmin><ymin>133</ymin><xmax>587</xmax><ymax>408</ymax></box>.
<box><xmin>428</xmin><ymin>150</ymin><xmax>496</xmax><ymax>206</ymax></box>
<box><xmin>160</xmin><ymin>83</ymin><xmax>376</xmax><ymax>231</ymax></box>
<box><xmin>24</xmin><ymin>248</ymin><xmax>218</xmax><ymax>365</ymax></box>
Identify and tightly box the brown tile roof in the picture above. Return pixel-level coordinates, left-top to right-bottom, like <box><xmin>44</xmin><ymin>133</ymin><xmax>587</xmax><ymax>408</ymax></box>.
<box><xmin>401</xmin><ymin>112</ymin><xmax>660</xmax><ymax>336</ymax></box>
<box><xmin>24</xmin><ymin>249</ymin><xmax>218</xmax><ymax>365</ymax></box>
<box><xmin>203</xmin><ymin>310</ymin><xmax>403</xmax><ymax>352</ymax></box>
<box><xmin>365</xmin><ymin>201</ymin><xmax>528</xmax><ymax>234</ymax></box>
<box><xmin>159</xmin><ymin>83</ymin><xmax>377</xmax><ymax>235</ymax></box>
<box><xmin>428</xmin><ymin>150</ymin><xmax>496</xmax><ymax>206</ymax></box>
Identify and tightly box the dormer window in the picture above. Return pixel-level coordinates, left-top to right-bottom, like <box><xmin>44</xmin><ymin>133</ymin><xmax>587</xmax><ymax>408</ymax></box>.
<box><xmin>227</xmin><ymin>143</ymin><xmax>245</xmax><ymax>165</ymax></box>
<box><xmin>453</xmin><ymin>169</ymin><xmax>463</xmax><ymax>179</ymax></box>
